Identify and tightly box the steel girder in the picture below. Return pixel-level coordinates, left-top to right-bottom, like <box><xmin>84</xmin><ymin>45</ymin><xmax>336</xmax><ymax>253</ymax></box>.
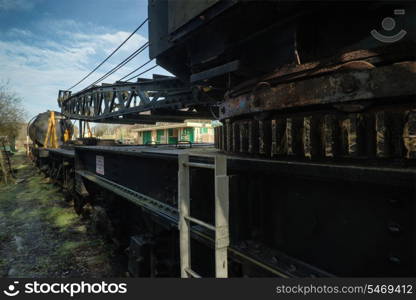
<box><xmin>58</xmin><ymin>76</ymin><xmax>216</xmax><ymax>124</ymax></box>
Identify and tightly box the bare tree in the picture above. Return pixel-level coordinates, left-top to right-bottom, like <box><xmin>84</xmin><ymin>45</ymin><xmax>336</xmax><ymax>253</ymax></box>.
<box><xmin>93</xmin><ymin>124</ymin><xmax>110</xmax><ymax>137</ymax></box>
<box><xmin>0</xmin><ymin>81</ymin><xmax>26</xmax><ymax>141</ymax></box>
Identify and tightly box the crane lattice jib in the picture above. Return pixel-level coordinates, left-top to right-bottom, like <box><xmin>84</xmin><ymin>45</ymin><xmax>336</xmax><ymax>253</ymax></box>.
<box><xmin>58</xmin><ymin>76</ymin><xmax>216</xmax><ymax>124</ymax></box>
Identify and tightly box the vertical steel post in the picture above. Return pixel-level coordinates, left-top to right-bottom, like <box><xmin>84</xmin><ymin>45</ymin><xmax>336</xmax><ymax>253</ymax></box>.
<box><xmin>214</xmin><ymin>155</ymin><xmax>229</xmax><ymax>278</ymax></box>
<box><xmin>178</xmin><ymin>153</ymin><xmax>191</xmax><ymax>277</ymax></box>
<box><xmin>178</xmin><ymin>154</ymin><xmax>229</xmax><ymax>278</ymax></box>
<box><xmin>26</xmin><ymin>136</ymin><xmax>29</xmax><ymax>156</ymax></box>
<box><xmin>79</xmin><ymin>120</ymin><xmax>83</xmax><ymax>139</ymax></box>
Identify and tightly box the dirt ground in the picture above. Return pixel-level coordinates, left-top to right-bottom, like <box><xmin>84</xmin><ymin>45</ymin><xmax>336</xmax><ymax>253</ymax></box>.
<box><xmin>0</xmin><ymin>152</ymin><xmax>125</xmax><ymax>278</ymax></box>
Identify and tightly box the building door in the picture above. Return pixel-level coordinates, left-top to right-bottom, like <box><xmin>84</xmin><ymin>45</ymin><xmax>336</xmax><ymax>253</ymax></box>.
<box><xmin>181</xmin><ymin>128</ymin><xmax>194</xmax><ymax>143</ymax></box>
<box><xmin>143</xmin><ymin>131</ymin><xmax>152</xmax><ymax>144</ymax></box>
<box><xmin>168</xmin><ymin>128</ymin><xmax>178</xmax><ymax>144</ymax></box>
<box><xmin>156</xmin><ymin>129</ymin><xmax>165</xmax><ymax>144</ymax></box>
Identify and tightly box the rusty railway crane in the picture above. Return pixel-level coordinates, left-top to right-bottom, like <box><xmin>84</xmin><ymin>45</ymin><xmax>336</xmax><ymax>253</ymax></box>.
<box><xmin>32</xmin><ymin>0</ymin><xmax>416</xmax><ymax>278</ymax></box>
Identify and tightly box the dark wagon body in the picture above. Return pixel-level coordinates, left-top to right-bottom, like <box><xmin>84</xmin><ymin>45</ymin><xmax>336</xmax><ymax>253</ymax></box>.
<box><xmin>31</xmin><ymin>1</ymin><xmax>416</xmax><ymax>277</ymax></box>
<box><xmin>146</xmin><ymin>0</ymin><xmax>416</xmax><ymax>277</ymax></box>
<box><xmin>149</xmin><ymin>1</ymin><xmax>415</xmax><ymax>91</ymax></box>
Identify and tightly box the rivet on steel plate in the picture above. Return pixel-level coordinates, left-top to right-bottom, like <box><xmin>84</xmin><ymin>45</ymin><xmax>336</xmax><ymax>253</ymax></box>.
<box><xmin>389</xmin><ymin>256</ymin><xmax>401</xmax><ymax>264</ymax></box>
<box><xmin>388</xmin><ymin>222</ymin><xmax>401</xmax><ymax>234</ymax></box>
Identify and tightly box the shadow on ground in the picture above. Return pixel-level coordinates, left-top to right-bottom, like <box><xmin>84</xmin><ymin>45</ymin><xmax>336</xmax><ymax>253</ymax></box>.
<box><xmin>0</xmin><ymin>152</ymin><xmax>125</xmax><ymax>278</ymax></box>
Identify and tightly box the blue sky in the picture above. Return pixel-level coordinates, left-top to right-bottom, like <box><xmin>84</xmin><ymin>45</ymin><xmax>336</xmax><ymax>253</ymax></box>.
<box><xmin>0</xmin><ymin>0</ymin><xmax>168</xmax><ymax>119</ymax></box>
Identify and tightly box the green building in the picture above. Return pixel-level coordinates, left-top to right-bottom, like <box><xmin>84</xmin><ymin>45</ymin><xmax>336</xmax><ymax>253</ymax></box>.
<box><xmin>134</xmin><ymin>121</ymin><xmax>214</xmax><ymax>145</ymax></box>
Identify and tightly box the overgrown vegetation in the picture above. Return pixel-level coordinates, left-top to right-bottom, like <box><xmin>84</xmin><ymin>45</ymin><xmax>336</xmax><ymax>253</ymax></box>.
<box><xmin>0</xmin><ymin>81</ymin><xmax>26</xmax><ymax>141</ymax></box>
<box><xmin>0</xmin><ymin>153</ymin><xmax>123</xmax><ymax>277</ymax></box>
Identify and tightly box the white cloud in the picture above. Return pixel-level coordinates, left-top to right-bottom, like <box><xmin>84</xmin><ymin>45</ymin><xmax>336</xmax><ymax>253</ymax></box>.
<box><xmin>6</xmin><ymin>28</ymin><xmax>33</xmax><ymax>38</ymax></box>
<box><xmin>71</xmin><ymin>31</ymin><xmax>147</xmax><ymax>54</ymax></box>
<box><xmin>0</xmin><ymin>0</ymin><xmax>34</xmax><ymax>11</ymax></box>
<box><xmin>0</xmin><ymin>21</ymin><xmax>165</xmax><ymax>119</ymax></box>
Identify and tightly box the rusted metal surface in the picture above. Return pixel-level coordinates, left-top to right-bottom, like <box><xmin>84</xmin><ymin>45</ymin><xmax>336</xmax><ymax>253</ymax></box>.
<box><xmin>216</xmin><ymin>103</ymin><xmax>416</xmax><ymax>162</ymax></box>
<box><xmin>217</xmin><ymin>55</ymin><xmax>416</xmax><ymax>162</ymax></box>
<box><xmin>403</xmin><ymin>110</ymin><xmax>416</xmax><ymax>159</ymax></box>
<box><xmin>219</xmin><ymin>62</ymin><xmax>416</xmax><ymax>120</ymax></box>
<box><xmin>228</xmin><ymin>43</ymin><xmax>416</xmax><ymax>97</ymax></box>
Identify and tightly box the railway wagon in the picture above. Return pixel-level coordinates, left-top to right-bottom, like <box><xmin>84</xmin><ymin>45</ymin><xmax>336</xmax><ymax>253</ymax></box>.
<box><xmin>31</xmin><ymin>0</ymin><xmax>416</xmax><ymax>277</ymax></box>
<box><xmin>144</xmin><ymin>0</ymin><xmax>416</xmax><ymax>277</ymax></box>
<box><xmin>29</xmin><ymin>140</ymin><xmax>416</xmax><ymax>277</ymax></box>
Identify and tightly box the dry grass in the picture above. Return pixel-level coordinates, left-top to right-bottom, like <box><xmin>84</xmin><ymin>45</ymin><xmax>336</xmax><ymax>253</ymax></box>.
<box><xmin>0</xmin><ymin>152</ymin><xmax>123</xmax><ymax>278</ymax></box>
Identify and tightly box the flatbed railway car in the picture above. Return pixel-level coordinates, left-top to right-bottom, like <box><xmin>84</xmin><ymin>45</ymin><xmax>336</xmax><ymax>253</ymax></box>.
<box><xmin>31</xmin><ymin>0</ymin><xmax>416</xmax><ymax>278</ymax></box>
<box><xmin>30</xmin><ymin>142</ymin><xmax>416</xmax><ymax>277</ymax></box>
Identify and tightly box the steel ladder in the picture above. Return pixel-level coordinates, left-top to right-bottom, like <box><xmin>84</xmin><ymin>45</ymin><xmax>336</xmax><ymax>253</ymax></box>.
<box><xmin>178</xmin><ymin>153</ymin><xmax>229</xmax><ymax>278</ymax></box>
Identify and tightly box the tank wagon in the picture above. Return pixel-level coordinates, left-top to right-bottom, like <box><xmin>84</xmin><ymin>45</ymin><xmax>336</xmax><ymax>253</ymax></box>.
<box><xmin>31</xmin><ymin>1</ymin><xmax>416</xmax><ymax>277</ymax></box>
<box><xmin>28</xmin><ymin>111</ymin><xmax>73</xmax><ymax>148</ymax></box>
<box><xmin>28</xmin><ymin>111</ymin><xmax>75</xmax><ymax>192</ymax></box>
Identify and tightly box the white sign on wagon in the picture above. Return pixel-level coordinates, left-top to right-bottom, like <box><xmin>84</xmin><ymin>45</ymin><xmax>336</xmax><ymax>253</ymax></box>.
<box><xmin>96</xmin><ymin>155</ymin><xmax>105</xmax><ymax>175</ymax></box>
